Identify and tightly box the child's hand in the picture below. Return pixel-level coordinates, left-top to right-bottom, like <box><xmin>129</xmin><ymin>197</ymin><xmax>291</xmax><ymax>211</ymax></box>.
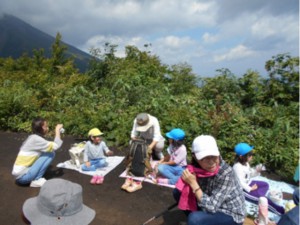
<box><xmin>251</xmin><ymin>183</ymin><xmax>258</xmax><ymax>191</ymax></box>
<box><xmin>107</xmin><ymin>150</ymin><xmax>113</xmax><ymax>156</ymax></box>
<box><xmin>85</xmin><ymin>162</ymin><xmax>91</xmax><ymax>167</ymax></box>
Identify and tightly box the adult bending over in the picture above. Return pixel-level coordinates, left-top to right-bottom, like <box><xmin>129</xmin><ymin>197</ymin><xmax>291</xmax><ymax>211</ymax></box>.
<box><xmin>131</xmin><ymin>113</ymin><xmax>165</xmax><ymax>160</ymax></box>
<box><xmin>12</xmin><ymin>117</ymin><xmax>63</xmax><ymax>187</ymax></box>
<box><xmin>173</xmin><ymin>135</ymin><xmax>246</xmax><ymax>225</ymax></box>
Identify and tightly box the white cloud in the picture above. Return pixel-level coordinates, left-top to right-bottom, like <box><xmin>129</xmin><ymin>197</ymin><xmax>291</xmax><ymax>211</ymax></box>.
<box><xmin>213</xmin><ymin>45</ymin><xmax>256</xmax><ymax>62</ymax></box>
<box><xmin>0</xmin><ymin>0</ymin><xmax>298</xmax><ymax>77</ymax></box>
<box><xmin>202</xmin><ymin>32</ymin><xmax>218</xmax><ymax>44</ymax></box>
<box><xmin>251</xmin><ymin>14</ymin><xmax>298</xmax><ymax>43</ymax></box>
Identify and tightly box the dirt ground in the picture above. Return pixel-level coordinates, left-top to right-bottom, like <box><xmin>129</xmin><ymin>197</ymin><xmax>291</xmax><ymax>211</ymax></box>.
<box><xmin>0</xmin><ymin>131</ymin><xmax>285</xmax><ymax>225</ymax></box>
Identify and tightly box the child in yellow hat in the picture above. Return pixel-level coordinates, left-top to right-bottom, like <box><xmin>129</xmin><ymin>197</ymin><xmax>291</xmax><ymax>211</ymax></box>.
<box><xmin>82</xmin><ymin>128</ymin><xmax>113</xmax><ymax>184</ymax></box>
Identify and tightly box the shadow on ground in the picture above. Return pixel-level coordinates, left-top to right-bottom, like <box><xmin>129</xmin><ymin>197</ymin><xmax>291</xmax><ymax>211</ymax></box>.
<box><xmin>0</xmin><ymin>131</ymin><xmax>187</xmax><ymax>225</ymax></box>
<box><xmin>1</xmin><ymin>131</ymin><xmax>293</xmax><ymax>225</ymax></box>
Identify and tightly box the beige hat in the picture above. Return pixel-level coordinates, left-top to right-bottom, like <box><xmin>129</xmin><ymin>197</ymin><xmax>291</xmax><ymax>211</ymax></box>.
<box><xmin>135</xmin><ymin>113</ymin><xmax>154</xmax><ymax>132</ymax></box>
<box><xmin>192</xmin><ymin>135</ymin><xmax>220</xmax><ymax>160</ymax></box>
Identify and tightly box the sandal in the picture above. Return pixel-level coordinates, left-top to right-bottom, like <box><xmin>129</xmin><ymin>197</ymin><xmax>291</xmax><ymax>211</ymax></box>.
<box><xmin>121</xmin><ymin>178</ymin><xmax>133</xmax><ymax>190</ymax></box>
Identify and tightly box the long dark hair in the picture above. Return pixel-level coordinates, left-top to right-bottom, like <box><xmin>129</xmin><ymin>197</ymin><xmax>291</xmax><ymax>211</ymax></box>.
<box><xmin>234</xmin><ymin>151</ymin><xmax>253</xmax><ymax>165</ymax></box>
<box><xmin>172</xmin><ymin>139</ymin><xmax>184</xmax><ymax>148</ymax></box>
<box><xmin>191</xmin><ymin>154</ymin><xmax>200</xmax><ymax>168</ymax></box>
<box><xmin>31</xmin><ymin>117</ymin><xmax>46</xmax><ymax>136</ymax></box>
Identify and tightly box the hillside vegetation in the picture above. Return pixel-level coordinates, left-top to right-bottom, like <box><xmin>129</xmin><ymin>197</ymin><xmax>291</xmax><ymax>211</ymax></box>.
<box><xmin>0</xmin><ymin>35</ymin><xmax>298</xmax><ymax>181</ymax></box>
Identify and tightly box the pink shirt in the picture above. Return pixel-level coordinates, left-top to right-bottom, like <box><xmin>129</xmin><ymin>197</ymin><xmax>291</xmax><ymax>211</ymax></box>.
<box><xmin>167</xmin><ymin>144</ymin><xmax>187</xmax><ymax>167</ymax></box>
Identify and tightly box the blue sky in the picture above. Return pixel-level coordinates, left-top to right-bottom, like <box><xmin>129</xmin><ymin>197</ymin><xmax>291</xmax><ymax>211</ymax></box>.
<box><xmin>0</xmin><ymin>0</ymin><xmax>299</xmax><ymax>77</ymax></box>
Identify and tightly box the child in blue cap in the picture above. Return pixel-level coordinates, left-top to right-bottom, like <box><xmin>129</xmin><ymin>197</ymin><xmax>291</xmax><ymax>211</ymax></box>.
<box><xmin>155</xmin><ymin>128</ymin><xmax>187</xmax><ymax>185</ymax></box>
<box><xmin>233</xmin><ymin>143</ymin><xmax>284</xmax><ymax>215</ymax></box>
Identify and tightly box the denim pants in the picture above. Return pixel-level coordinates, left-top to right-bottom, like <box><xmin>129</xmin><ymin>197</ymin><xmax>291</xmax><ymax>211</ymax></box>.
<box><xmin>173</xmin><ymin>188</ymin><xmax>242</xmax><ymax>225</ymax></box>
<box><xmin>16</xmin><ymin>152</ymin><xmax>55</xmax><ymax>185</ymax></box>
<box><xmin>157</xmin><ymin>164</ymin><xmax>184</xmax><ymax>185</ymax></box>
<box><xmin>81</xmin><ymin>158</ymin><xmax>107</xmax><ymax>171</ymax></box>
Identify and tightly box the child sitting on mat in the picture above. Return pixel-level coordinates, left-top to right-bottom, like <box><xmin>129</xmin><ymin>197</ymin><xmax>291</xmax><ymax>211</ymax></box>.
<box><xmin>82</xmin><ymin>128</ymin><xmax>113</xmax><ymax>184</ymax></box>
<box><xmin>233</xmin><ymin>142</ymin><xmax>284</xmax><ymax>215</ymax></box>
<box><xmin>155</xmin><ymin>128</ymin><xmax>187</xmax><ymax>185</ymax></box>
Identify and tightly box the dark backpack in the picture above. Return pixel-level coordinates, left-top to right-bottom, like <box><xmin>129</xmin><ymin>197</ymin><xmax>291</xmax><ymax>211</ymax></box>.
<box><xmin>125</xmin><ymin>139</ymin><xmax>153</xmax><ymax>177</ymax></box>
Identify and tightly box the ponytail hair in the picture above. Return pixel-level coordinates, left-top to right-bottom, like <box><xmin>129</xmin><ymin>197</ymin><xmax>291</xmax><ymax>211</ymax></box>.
<box><xmin>31</xmin><ymin>117</ymin><xmax>46</xmax><ymax>136</ymax></box>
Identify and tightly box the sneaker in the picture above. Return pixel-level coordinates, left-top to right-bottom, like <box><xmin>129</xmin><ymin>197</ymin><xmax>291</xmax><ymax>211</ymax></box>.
<box><xmin>121</xmin><ymin>178</ymin><xmax>133</xmax><ymax>190</ymax></box>
<box><xmin>90</xmin><ymin>175</ymin><xmax>98</xmax><ymax>184</ymax></box>
<box><xmin>157</xmin><ymin>178</ymin><xmax>169</xmax><ymax>185</ymax></box>
<box><xmin>126</xmin><ymin>181</ymin><xmax>142</xmax><ymax>193</ymax></box>
<box><xmin>30</xmin><ymin>178</ymin><xmax>47</xmax><ymax>187</ymax></box>
<box><xmin>96</xmin><ymin>176</ymin><xmax>104</xmax><ymax>184</ymax></box>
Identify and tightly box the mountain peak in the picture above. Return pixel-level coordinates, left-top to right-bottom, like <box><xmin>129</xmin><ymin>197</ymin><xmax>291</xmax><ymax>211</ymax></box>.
<box><xmin>0</xmin><ymin>14</ymin><xmax>91</xmax><ymax>72</ymax></box>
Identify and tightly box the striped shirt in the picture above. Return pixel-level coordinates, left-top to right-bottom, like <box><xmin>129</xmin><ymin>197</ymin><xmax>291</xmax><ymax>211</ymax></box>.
<box><xmin>197</xmin><ymin>160</ymin><xmax>246</xmax><ymax>224</ymax></box>
<box><xmin>12</xmin><ymin>134</ymin><xmax>63</xmax><ymax>178</ymax></box>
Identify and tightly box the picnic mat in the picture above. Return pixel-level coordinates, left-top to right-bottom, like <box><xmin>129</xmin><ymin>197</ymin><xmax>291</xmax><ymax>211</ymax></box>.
<box><xmin>245</xmin><ymin>175</ymin><xmax>297</xmax><ymax>223</ymax></box>
<box><xmin>57</xmin><ymin>156</ymin><xmax>125</xmax><ymax>177</ymax></box>
<box><xmin>119</xmin><ymin>161</ymin><xmax>175</xmax><ymax>188</ymax></box>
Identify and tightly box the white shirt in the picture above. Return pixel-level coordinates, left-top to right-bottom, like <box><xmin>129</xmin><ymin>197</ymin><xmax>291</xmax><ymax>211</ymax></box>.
<box><xmin>130</xmin><ymin>114</ymin><xmax>164</xmax><ymax>142</ymax></box>
<box><xmin>233</xmin><ymin>162</ymin><xmax>259</xmax><ymax>193</ymax></box>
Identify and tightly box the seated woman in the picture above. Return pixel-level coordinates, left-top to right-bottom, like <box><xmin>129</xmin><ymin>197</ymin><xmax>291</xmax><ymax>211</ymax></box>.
<box><xmin>173</xmin><ymin>135</ymin><xmax>246</xmax><ymax>225</ymax></box>
<box><xmin>233</xmin><ymin>142</ymin><xmax>284</xmax><ymax>215</ymax></box>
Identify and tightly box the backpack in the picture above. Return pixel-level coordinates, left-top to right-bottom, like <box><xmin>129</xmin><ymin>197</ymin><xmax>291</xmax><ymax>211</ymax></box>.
<box><xmin>125</xmin><ymin>139</ymin><xmax>153</xmax><ymax>177</ymax></box>
<box><xmin>69</xmin><ymin>142</ymin><xmax>86</xmax><ymax>168</ymax></box>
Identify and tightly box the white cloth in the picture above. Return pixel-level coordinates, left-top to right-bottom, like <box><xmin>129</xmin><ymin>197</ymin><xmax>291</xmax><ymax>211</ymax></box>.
<box><xmin>57</xmin><ymin>156</ymin><xmax>125</xmax><ymax>177</ymax></box>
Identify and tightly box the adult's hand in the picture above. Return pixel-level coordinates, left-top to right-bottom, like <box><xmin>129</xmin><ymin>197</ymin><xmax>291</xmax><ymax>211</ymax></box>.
<box><xmin>182</xmin><ymin>169</ymin><xmax>197</xmax><ymax>186</ymax></box>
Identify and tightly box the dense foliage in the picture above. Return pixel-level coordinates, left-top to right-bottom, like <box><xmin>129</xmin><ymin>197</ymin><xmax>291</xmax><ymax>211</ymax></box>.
<box><xmin>0</xmin><ymin>35</ymin><xmax>298</xmax><ymax>181</ymax></box>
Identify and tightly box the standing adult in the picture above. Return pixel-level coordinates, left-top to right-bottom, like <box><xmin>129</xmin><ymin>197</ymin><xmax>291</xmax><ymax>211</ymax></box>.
<box><xmin>12</xmin><ymin>117</ymin><xmax>63</xmax><ymax>187</ymax></box>
<box><xmin>131</xmin><ymin>113</ymin><xmax>165</xmax><ymax>160</ymax></box>
<box><xmin>173</xmin><ymin>135</ymin><xmax>246</xmax><ymax>225</ymax></box>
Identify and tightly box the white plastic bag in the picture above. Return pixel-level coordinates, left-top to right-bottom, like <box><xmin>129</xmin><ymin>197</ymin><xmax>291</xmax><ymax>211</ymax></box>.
<box><xmin>69</xmin><ymin>142</ymin><xmax>85</xmax><ymax>168</ymax></box>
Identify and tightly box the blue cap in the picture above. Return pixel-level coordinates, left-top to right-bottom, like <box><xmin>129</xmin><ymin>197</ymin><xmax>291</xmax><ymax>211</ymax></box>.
<box><xmin>166</xmin><ymin>128</ymin><xmax>185</xmax><ymax>141</ymax></box>
<box><xmin>234</xmin><ymin>143</ymin><xmax>254</xmax><ymax>156</ymax></box>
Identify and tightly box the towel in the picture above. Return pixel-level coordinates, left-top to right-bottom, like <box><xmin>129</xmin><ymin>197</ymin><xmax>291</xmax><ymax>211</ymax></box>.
<box><xmin>175</xmin><ymin>165</ymin><xmax>219</xmax><ymax>211</ymax></box>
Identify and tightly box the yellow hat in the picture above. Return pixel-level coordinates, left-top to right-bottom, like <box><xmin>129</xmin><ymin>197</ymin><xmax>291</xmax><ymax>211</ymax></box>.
<box><xmin>88</xmin><ymin>128</ymin><xmax>103</xmax><ymax>137</ymax></box>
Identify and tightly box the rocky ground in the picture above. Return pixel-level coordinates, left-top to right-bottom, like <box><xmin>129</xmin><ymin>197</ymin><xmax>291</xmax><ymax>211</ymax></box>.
<box><xmin>1</xmin><ymin>131</ymin><xmax>290</xmax><ymax>225</ymax></box>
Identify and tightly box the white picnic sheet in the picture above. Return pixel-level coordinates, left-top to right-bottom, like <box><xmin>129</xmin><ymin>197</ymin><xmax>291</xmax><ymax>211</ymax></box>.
<box><xmin>57</xmin><ymin>156</ymin><xmax>125</xmax><ymax>177</ymax></box>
